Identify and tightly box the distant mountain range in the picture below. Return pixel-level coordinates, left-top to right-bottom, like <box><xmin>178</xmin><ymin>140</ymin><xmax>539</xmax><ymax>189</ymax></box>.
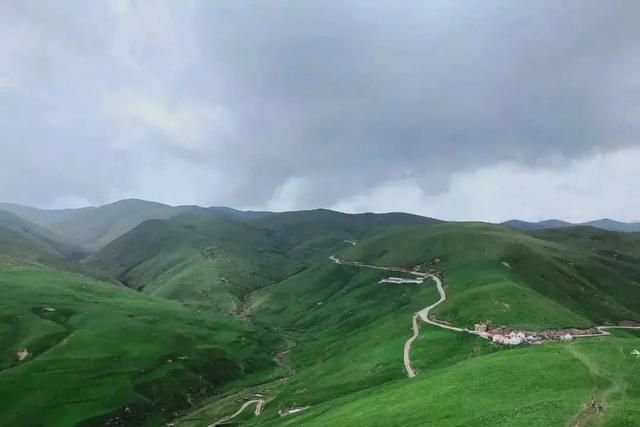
<box><xmin>0</xmin><ymin>199</ymin><xmax>442</xmax><ymax>252</ymax></box>
<box><xmin>501</xmin><ymin>218</ymin><xmax>640</xmax><ymax>232</ymax></box>
<box><xmin>0</xmin><ymin>199</ymin><xmax>638</xmax><ymax>255</ymax></box>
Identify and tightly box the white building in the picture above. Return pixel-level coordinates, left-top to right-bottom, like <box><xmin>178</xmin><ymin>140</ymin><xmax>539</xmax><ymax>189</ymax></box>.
<box><xmin>492</xmin><ymin>334</ymin><xmax>505</xmax><ymax>344</ymax></box>
<box><xmin>474</xmin><ymin>323</ymin><xmax>488</xmax><ymax>333</ymax></box>
<box><xmin>492</xmin><ymin>331</ymin><xmax>526</xmax><ymax>345</ymax></box>
<box><xmin>379</xmin><ymin>277</ymin><xmax>424</xmax><ymax>284</ymax></box>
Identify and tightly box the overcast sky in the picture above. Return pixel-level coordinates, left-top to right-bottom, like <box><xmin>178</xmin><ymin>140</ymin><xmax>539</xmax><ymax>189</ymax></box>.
<box><xmin>1</xmin><ymin>1</ymin><xmax>639</xmax><ymax>222</ymax></box>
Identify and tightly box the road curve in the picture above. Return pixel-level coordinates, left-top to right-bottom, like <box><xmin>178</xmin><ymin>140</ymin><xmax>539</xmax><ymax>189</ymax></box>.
<box><xmin>403</xmin><ymin>314</ymin><xmax>421</xmax><ymax>377</ymax></box>
<box><xmin>416</xmin><ymin>273</ymin><xmax>465</xmax><ymax>332</ymax></box>
<box><xmin>207</xmin><ymin>399</ymin><xmax>265</xmax><ymax>427</ymax></box>
<box><xmin>330</xmin><ymin>255</ymin><xmax>462</xmax><ymax>377</ymax></box>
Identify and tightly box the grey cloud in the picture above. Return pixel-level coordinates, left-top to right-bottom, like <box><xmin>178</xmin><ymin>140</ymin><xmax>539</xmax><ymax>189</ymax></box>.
<box><xmin>0</xmin><ymin>0</ymin><xmax>639</xmax><ymax>217</ymax></box>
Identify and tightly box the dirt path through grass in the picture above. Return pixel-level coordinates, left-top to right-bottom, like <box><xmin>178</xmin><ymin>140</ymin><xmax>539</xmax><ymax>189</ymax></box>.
<box><xmin>403</xmin><ymin>313</ymin><xmax>421</xmax><ymax>377</ymax></box>
<box><xmin>207</xmin><ymin>399</ymin><xmax>265</xmax><ymax>426</ymax></box>
<box><xmin>570</xmin><ymin>325</ymin><xmax>640</xmax><ymax>339</ymax></box>
<box><xmin>173</xmin><ymin>327</ymin><xmax>297</xmax><ymax>426</ymax></box>
<box><xmin>330</xmin><ymin>255</ymin><xmax>467</xmax><ymax>377</ymax></box>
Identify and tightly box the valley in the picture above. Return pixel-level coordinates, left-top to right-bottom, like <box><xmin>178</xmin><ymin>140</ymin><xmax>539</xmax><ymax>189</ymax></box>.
<box><xmin>1</xmin><ymin>200</ymin><xmax>640</xmax><ymax>426</ymax></box>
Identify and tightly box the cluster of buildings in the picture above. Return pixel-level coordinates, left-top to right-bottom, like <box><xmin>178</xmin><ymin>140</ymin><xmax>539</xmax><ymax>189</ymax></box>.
<box><xmin>491</xmin><ymin>331</ymin><xmax>529</xmax><ymax>345</ymax></box>
<box><xmin>473</xmin><ymin>323</ymin><xmax>580</xmax><ymax>345</ymax></box>
<box><xmin>474</xmin><ymin>324</ymin><xmax>535</xmax><ymax>345</ymax></box>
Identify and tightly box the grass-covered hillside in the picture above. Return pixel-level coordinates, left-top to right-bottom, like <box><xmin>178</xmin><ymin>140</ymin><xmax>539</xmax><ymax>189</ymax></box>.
<box><xmin>1</xmin><ymin>200</ymin><xmax>198</xmax><ymax>251</ymax></box>
<box><xmin>49</xmin><ymin>199</ymin><xmax>202</xmax><ymax>251</ymax></box>
<box><xmin>3</xmin><ymin>202</ymin><xmax>640</xmax><ymax>427</ymax></box>
<box><xmin>84</xmin><ymin>209</ymin><xmax>440</xmax><ymax>311</ymax></box>
<box><xmin>0</xmin><ymin>210</ymin><xmax>87</xmax><ymax>263</ymax></box>
<box><xmin>0</xmin><ymin>203</ymin><xmax>92</xmax><ymax>228</ymax></box>
<box><xmin>0</xmin><ymin>262</ymin><xmax>279</xmax><ymax>427</ymax></box>
<box><xmin>252</xmin><ymin>209</ymin><xmax>441</xmax><ymax>256</ymax></box>
<box><xmin>531</xmin><ymin>226</ymin><xmax>640</xmax><ymax>257</ymax></box>
<box><xmin>341</xmin><ymin>222</ymin><xmax>640</xmax><ymax>329</ymax></box>
<box><xmin>265</xmin><ymin>329</ymin><xmax>640</xmax><ymax>427</ymax></box>
<box><xmin>84</xmin><ymin>213</ymin><xmax>305</xmax><ymax>312</ymax></box>
<box><xmin>183</xmin><ymin>223</ymin><xmax>640</xmax><ymax>427</ymax></box>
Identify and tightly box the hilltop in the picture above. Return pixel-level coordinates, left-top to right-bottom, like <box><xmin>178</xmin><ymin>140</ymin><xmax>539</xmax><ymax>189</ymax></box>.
<box><xmin>502</xmin><ymin>218</ymin><xmax>640</xmax><ymax>232</ymax></box>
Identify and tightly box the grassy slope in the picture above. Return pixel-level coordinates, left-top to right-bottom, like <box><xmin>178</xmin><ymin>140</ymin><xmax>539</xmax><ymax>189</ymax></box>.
<box><xmin>84</xmin><ymin>213</ymin><xmax>305</xmax><ymax>313</ymax></box>
<box><xmin>182</xmin><ymin>222</ymin><xmax>640</xmax><ymax>426</ymax></box>
<box><xmin>266</xmin><ymin>330</ymin><xmax>640</xmax><ymax>426</ymax></box>
<box><xmin>251</xmin><ymin>209</ymin><xmax>441</xmax><ymax>252</ymax></box>
<box><xmin>85</xmin><ymin>209</ymin><xmax>440</xmax><ymax>311</ymax></box>
<box><xmin>243</xmin><ymin>255</ymin><xmax>640</xmax><ymax>426</ymax></box>
<box><xmin>0</xmin><ymin>203</ymin><xmax>92</xmax><ymax>227</ymax></box>
<box><xmin>532</xmin><ymin>226</ymin><xmax>640</xmax><ymax>257</ymax></box>
<box><xmin>50</xmin><ymin>199</ymin><xmax>200</xmax><ymax>251</ymax></box>
<box><xmin>242</xmin><ymin>258</ymin><xmax>640</xmax><ymax>427</ymax></box>
<box><xmin>0</xmin><ymin>210</ymin><xmax>88</xmax><ymax>262</ymax></box>
<box><xmin>0</xmin><ymin>263</ymin><xmax>278</xmax><ymax>427</ymax></box>
<box><xmin>341</xmin><ymin>222</ymin><xmax>640</xmax><ymax>329</ymax></box>
<box><xmin>178</xmin><ymin>260</ymin><xmax>451</xmax><ymax>425</ymax></box>
<box><xmin>179</xmin><ymin>224</ymin><xmax>639</xmax><ymax>427</ymax></box>
<box><xmin>4</xmin><ymin>212</ymin><xmax>640</xmax><ymax>426</ymax></box>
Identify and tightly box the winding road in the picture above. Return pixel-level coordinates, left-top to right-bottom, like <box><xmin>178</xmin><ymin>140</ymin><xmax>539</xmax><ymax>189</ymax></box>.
<box><xmin>207</xmin><ymin>399</ymin><xmax>265</xmax><ymax>427</ymax></box>
<box><xmin>403</xmin><ymin>313</ymin><xmax>421</xmax><ymax>377</ymax></box>
<box><xmin>330</xmin><ymin>255</ymin><xmax>466</xmax><ymax>377</ymax></box>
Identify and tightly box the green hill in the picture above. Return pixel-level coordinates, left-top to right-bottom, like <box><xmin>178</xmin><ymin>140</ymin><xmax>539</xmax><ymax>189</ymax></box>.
<box><xmin>180</xmin><ymin>222</ymin><xmax>640</xmax><ymax>426</ymax></box>
<box><xmin>3</xmin><ymin>207</ymin><xmax>640</xmax><ymax>427</ymax></box>
<box><xmin>0</xmin><ymin>210</ymin><xmax>87</xmax><ymax>263</ymax></box>
<box><xmin>84</xmin><ymin>213</ymin><xmax>304</xmax><ymax>312</ymax></box>
<box><xmin>48</xmin><ymin>199</ymin><xmax>202</xmax><ymax>251</ymax></box>
<box><xmin>0</xmin><ymin>260</ymin><xmax>280</xmax><ymax>427</ymax></box>
<box><xmin>1</xmin><ymin>201</ymin><xmax>440</xmax><ymax>254</ymax></box>
<box><xmin>252</xmin><ymin>209</ymin><xmax>442</xmax><ymax>247</ymax></box>
<box><xmin>502</xmin><ymin>218</ymin><xmax>640</xmax><ymax>233</ymax></box>
<box><xmin>249</xmin><ymin>209</ymin><xmax>442</xmax><ymax>264</ymax></box>
<box><xmin>341</xmin><ymin>222</ymin><xmax>640</xmax><ymax>329</ymax></box>
<box><xmin>531</xmin><ymin>225</ymin><xmax>640</xmax><ymax>257</ymax></box>
<box><xmin>84</xmin><ymin>209</ymin><xmax>441</xmax><ymax>311</ymax></box>
<box><xmin>0</xmin><ymin>203</ymin><xmax>91</xmax><ymax>227</ymax></box>
<box><xmin>259</xmin><ymin>329</ymin><xmax>640</xmax><ymax>426</ymax></box>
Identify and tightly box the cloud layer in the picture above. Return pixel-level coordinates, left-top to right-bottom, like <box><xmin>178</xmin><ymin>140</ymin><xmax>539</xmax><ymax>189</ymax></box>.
<box><xmin>1</xmin><ymin>1</ymin><xmax>639</xmax><ymax>221</ymax></box>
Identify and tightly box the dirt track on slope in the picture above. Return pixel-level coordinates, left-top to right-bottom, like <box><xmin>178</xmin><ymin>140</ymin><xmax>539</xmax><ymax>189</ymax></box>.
<box><xmin>403</xmin><ymin>314</ymin><xmax>421</xmax><ymax>377</ymax></box>
<box><xmin>330</xmin><ymin>255</ymin><xmax>466</xmax><ymax>377</ymax></box>
<box><xmin>207</xmin><ymin>399</ymin><xmax>265</xmax><ymax>426</ymax></box>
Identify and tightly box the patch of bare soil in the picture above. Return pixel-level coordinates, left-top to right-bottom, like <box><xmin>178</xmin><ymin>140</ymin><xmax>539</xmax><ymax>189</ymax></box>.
<box><xmin>16</xmin><ymin>348</ymin><xmax>29</xmax><ymax>361</ymax></box>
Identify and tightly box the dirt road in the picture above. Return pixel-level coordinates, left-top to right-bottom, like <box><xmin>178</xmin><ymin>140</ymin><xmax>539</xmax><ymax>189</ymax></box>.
<box><xmin>207</xmin><ymin>399</ymin><xmax>265</xmax><ymax>427</ymax></box>
<box><xmin>330</xmin><ymin>255</ymin><xmax>465</xmax><ymax>377</ymax></box>
<box><xmin>403</xmin><ymin>313</ymin><xmax>421</xmax><ymax>377</ymax></box>
<box><xmin>570</xmin><ymin>325</ymin><xmax>640</xmax><ymax>339</ymax></box>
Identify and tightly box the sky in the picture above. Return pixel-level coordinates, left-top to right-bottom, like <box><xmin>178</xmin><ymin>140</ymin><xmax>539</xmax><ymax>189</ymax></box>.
<box><xmin>1</xmin><ymin>0</ymin><xmax>639</xmax><ymax>222</ymax></box>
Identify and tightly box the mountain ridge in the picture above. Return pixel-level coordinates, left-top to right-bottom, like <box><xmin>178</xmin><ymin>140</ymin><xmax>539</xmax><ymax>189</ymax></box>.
<box><xmin>502</xmin><ymin>218</ymin><xmax>640</xmax><ymax>232</ymax></box>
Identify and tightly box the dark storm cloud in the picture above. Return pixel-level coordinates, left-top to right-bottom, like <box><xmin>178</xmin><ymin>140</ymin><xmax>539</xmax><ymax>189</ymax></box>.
<box><xmin>1</xmin><ymin>1</ymin><xmax>639</xmax><ymax>219</ymax></box>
